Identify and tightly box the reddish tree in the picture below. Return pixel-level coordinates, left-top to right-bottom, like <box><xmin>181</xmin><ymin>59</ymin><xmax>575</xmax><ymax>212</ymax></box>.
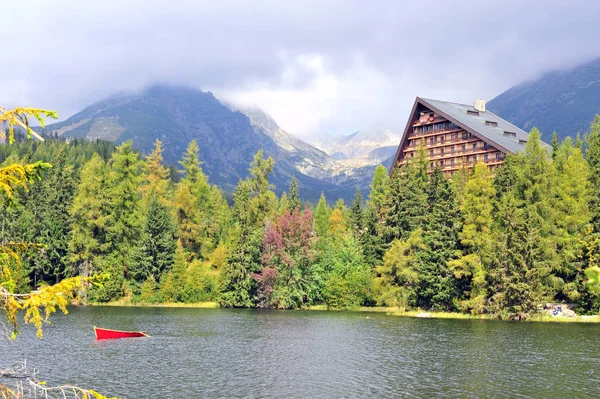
<box><xmin>255</xmin><ymin>209</ymin><xmax>316</xmax><ymax>308</ymax></box>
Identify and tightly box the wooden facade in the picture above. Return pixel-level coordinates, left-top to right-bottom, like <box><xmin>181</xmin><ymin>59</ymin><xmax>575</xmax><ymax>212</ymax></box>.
<box><xmin>390</xmin><ymin>98</ymin><xmax>524</xmax><ymax>177</ymax></box>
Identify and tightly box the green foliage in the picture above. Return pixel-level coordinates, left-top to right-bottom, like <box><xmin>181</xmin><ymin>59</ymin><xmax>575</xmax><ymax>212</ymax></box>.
<box><xmin>374</xmin><ymin>231</ymin><xmax>423</xmax><ymax>309</ymax></box>
<box><xmin>5</xmin><ymin>114</ymin><xmax>600</xmax><ymax>319</ymax></box>
<box><xmin>288</xmin><ymin>175</ymin><xmax>301</xmax><ymax>212</ymax></box>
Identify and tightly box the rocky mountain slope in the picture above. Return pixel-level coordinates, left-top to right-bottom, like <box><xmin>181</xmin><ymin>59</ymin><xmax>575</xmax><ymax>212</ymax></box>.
<box><xmin>38</xmin><ymin>85</ymin><xmax>354</xmax><ymax>201</ymax></box>
<box><xmin>488</xmin><ymin>57</ymin><xmax>600</xmax><ymax>141</ymax></box>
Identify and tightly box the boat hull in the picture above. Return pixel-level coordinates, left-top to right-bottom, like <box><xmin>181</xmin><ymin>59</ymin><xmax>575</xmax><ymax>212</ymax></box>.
<box><xmin>94</xmin><ymin>326</ymin><xmax>149</xmax><ymax>340</ymax></box>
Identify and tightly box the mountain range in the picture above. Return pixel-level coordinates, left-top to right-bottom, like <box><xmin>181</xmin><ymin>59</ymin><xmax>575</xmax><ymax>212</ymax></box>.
<box><xmin>38</xmin><ymin>85</ymin><xmax>395</xmax><ymax>201</ymax></box>
<box><xmin>488</xmin><ymin>57</ymin><xmax>600</xmax><ymax>141</ymax></box>
<box><xmin>34</xmin><ymin>56</ymin><xmax>600</xmax><ymax>201</ymax></box>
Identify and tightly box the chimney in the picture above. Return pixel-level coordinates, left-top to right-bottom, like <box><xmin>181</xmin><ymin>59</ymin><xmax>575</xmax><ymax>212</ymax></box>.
<box><xmin>473</xmin><ymin>99</ymin><xmax>486</xmax><ymax>112</ymax></box>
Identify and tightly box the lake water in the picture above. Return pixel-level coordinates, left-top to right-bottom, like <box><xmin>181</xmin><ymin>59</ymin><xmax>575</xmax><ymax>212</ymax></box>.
<box><xmin>1</xmin><ymin>306</ymin><xmax>599</xmax><ymax>398</ymax></box>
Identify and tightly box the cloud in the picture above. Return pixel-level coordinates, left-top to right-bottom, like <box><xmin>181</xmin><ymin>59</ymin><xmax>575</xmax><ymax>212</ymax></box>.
<box><xmin>1</xmin><ymin>0</ymin><xmax>599</xmax><ymax>139</ymax></box>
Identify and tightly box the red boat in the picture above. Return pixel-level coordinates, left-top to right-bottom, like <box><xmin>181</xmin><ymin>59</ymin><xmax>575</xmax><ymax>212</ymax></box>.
<box><xmin>94</xmin><ymin>326</ymin><xmax>150</xmax><ymax>340</ymax></box>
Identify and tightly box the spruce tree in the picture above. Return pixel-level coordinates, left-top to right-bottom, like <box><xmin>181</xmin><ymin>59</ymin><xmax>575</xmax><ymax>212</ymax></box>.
<box><xmin>99</xmin><ymin>141</ymin><xmax>144</xmax><ymax>301</ymax></box>
<box><xmin>134</xmin><ymin>196</ymin><xmax>177</xmax><ymax>283</ymax></box>
<box><xmin>416</xmin><ymin>167</ymin><xmax>459</xmax><ymax>311</ymax></box>
<box><xmin>587</xmin><ymin>115</ymin><xmax>600</xmax><ymax>232</ymax></box>
<box><xmin>382</xmin><ymin>146</ymin><xmax>428</xmax><ymax>242</ymax></box>
<box><xmin>220</xmin><ymin>182</ymin><xmax>261</xmax><ymax>307</ymax></box>
<box><xmin>36</xmin><ymin>149</ymin><xmax>76</xmax><ymax>282</ymax></box>
<box><xmin>69</xmin><ymin>154</ymin><xmax>110</xmax><ymax>280</ymax></box>
<box><xmin>349</xmin><ymin>188</ymin><xmax>364</xmax><ymax>237</ymax></box>
<box><xmin>288</xmin><ymin>175</ymin><xmax>301</xmax><ymax>212</ymax></box>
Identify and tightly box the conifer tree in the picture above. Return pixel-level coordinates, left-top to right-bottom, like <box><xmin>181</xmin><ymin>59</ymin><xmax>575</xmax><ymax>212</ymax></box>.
<box><xmin>246</xmin><ymin>150</ymin><xmax>277</xmax><ymax>226</ymax></box>
<box><xmin>99</xmin><ymin>141</ymin><xmax>144</xmax><ymax>301</ymax></box>
<box><xmin>141</xmin><ymin>139</ymin><xmax>170</xmax><ymax>201</ymax></box>
<box><xmin>288</xmin><ymin>175</ymin><xmax>301</xmax><ymax>212</ymax></box>
<box><xmin>278</xmin><ymin>192</ymin><xmax>289</xmax><ymax>215</ymax></box>
<box><xmin>551</xmin><ymin>131</ymin><xmax>559</xmax><ymax>159</ymax></box>
<box><xmin>368</xmin><ymin>164</ymin><xmax>389</xmax><ymax>218</ymax></box>
<box><xmin>416</xmin><ymin>167</ymin><xmax>459</xmax><ymax>311</ymax></box>
<box><xmin>36</xmin><ymin>149</ymin><xmax>76</xmax><ymax>282</ymax></box>
<box><xmin>134</xmin><ymin>196</ymin><xmax>176</xmax><ymax>283</ymax></box>
<box><xmin>69</xmin><ymin>154</ymin><xmax>110</xmax><ymax>280</ymax></box>
<box><xmin>551</xmin><ymin>138</ymin><xmax>590</xmax><ymax>302</ymax></box>
<box><xmin>220</xmin><ymin>182</ymin><xmax>261</xmax><ymax>307</ymax></box>
<box><xmin>314</xmin><ymin>192</ymin><xmax>331</xmax><ymax>237</ymax></box>
<box><xmin>382</xmin><ymin>146</ymin><xmax>429</xmax><ymax>242</ymax></box>
<box><xmin>173</xmin><ymin>140</ymin><xmax>211</xmax><ymax>258</ymax></box>
<box><xmin>349</xmin><ymin>188</ymin><xmax>364</xmax><ymax>237</ymax></box>
<box><xmin>449</xmin><ymin>163</ymin><xmax>495</xmax><ymax>313</ymax></box>
<box><xmin>587</xmin><ymin>115</ymin><xmax>600</xmax><ymax>232</ymax></box>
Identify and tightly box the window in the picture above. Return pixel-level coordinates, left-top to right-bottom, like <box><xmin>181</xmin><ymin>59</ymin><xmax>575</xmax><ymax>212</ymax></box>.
<box><xmin>430</xmin><ymin>150</ymin><xmax>434</xmax><ymax>156</ymax></box>
<box><xmin>467</xmin><ymin>110</ymin><xmax>479</xmax><ymax>116</ymax></box>
<box><xmin>410</xmin><ymin>152</ymin><xmax>414</xmax><ymax>158</ymax></box>
<box><xmin>430</xmin><ymin>137</ymin><xmax>435</xmax><ymax>144</ymax></box>
<box><xmin>462</xmin><ymin>132</ymin><xmax>468</xmax><ymax>139</ymax></box>
<box><xmin>451</xmin><ymin>159</ymin><xmax>455</xmax><ymax>166</ymax></box>
<box><xmin>440</xmin><ymin>135</ymin><xmax>445</xmax><ymax>143</ymax></box>
<box><xmin>451</xmin><ymin>146</ymin><xmax>455</xmax><ymax>153</ymax></box>
<box><xmin>473</xmin><ymin>155</ymin><xmax>477</xmax><ymax>162</ymax></box>
<box><xmin>451</xmin><ymin>133</ymin><xmax>456</xmax><ymax>141</ymax></box>
<box><xmin>496</xmin><ymin>152</ymin><xmax>501</xmax><ymax>159</ymax></box>
<box><xmin>473</xmin><ymin>143</ymin><xmax>477</xmax><ymax>150</ymax></box>
<box><xmin>440</xmin><ymin>160</ymin><xmax>444</xmax><ymax>166</ymax></box>
<box><xmin>484</xmin><ymin>142</ymin><xmax>489</xmax><ymax>150</ymax></box>
<box><xmin>503</xmin><ymin>131</ymin><xmax>517</xmax><ymax>137</ymax></box>
<box><xmin>485</xmin><ymin>121</ymin><xmax>498</xmax><ymax>127</ymax></box>
<box><xmin>430</xmin><ymin>162</ymin><xmax>434</xmax><ymax>168</ymax></box>
<box><xmin>462</xmin><ymin>145</ymin><xmax>466</xmax><ymax>151</ymax></box>
<box><xmin>484</xmin><ymin>154</ymin><xmax>489</xmax><ymax>161</ymax></box>
<box><xmin>441</xmin><ymin>148</ymin><xmax>445</xmax><ymax>155</ymax></box>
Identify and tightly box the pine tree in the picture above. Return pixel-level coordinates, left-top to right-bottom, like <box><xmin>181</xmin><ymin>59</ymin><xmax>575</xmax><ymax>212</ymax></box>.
<box><xmin>36</xmin><ymin>149</ymin><xmax>76</xmax><ymax>282</ymax></box>
<box><xmin>246</xmin><ymin>150</ymin><xmax>277</xmax><ymax>226</ymax></box>
<box><xmin>361</xmin><ymin>206</ymin><xmax>386</xmax><ymax>267</ymax></box>
<box><xmin>349</xmin><ymin>188</ymin><xmax>364</xmax><ymax>237</ymax></box>
<box><xmin>219</xmin><ymin>182</ymin><xmax>261</xmax><ymax>307</ymax></box>
<box><xmin>551</xmin><ymin>131</ymin><xmax>559</xmax><ymax>159</ymax></box>
<box><xmin>173</xmin><ymin>141</ymin><xmax>211</xmax><ymax>258</ymax></box>
<box><xmin>314</xmin><ymin>192</ymin><xmax>331</xmax><ymax>237</ymax></box>
<box><xmin>288</xmin><ymin>175</ymin><xmax>301</xmax><ymax>212</ymax></box>
<box><xmin>278</xmin><ymin>192</ymin><xmax>289</xmax><ymax>215</ymax></box>
<box><xmin>587</xmin><ymin>115</ymin><xmax>600</xmax><ymax>232</ymax></box>
<box><xmin>134</xmin><ymin>196</ymin><xmax>177</xmax><ymax>283</ymax></box>
<box><xmin>449</xmin><ymin>163</ymin><xmax>495</xmax><ymax>313</ymax></box>
<box><xmin>141</xmin><ymin>139</ymin><xmax>170</xmax><ymax>202</ymax></box>
<box><xmin>551</xmin><ymin>138</ymin><xmax>590</xmax><ymax>302</ymax></box>
<box><xmin>368</xmin><ymin>164</ymin><xmax>389</xmax><ymax>219</ymax></box>
<box><xmin>99</xmin><ymin>141</ymin><xmax>144</xmax><ymax>301</ymax></box>
<box><xmin>416</xmin><ymin>167</ymin><xmax>459</xmax><ymax>311</ymax></box>
<box><xmin>69</xmin><ymin>154</ymin><xmax>110</xmax><ymax>280</ymax></box>
<box><xmin>374</xmin><ymin>230</ymin><xmax>423</xmax><ymax>309</ymax></box>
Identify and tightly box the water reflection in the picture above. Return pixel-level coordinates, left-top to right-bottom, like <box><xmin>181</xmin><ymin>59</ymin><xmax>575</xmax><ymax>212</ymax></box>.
<box><xmin>2</xmin><ymin>307</ymin><xmax>599</xmax><ymax>398</ymax></box>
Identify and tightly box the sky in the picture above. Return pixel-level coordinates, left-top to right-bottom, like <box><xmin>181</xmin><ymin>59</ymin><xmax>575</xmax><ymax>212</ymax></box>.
<box><xmin>2</xmin><ymin>0</ymin><xmax>600</xmax><ymax>141</ymax></box>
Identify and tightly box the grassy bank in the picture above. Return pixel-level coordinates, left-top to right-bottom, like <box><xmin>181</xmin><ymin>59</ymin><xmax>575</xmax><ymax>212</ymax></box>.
<box><xmin>91</xmin><ymin>300</ymin><xmax>219</xmax><ymax>308</ymax></box>
<box><xmin>90</xmin><ymin>302</ymin><xmax>600</xmax><ymax>323</ymax></box>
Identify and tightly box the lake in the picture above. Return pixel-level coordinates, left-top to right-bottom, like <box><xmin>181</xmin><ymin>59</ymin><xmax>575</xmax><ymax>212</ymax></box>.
<box><xmin>1</xmin><ymin>306</ymin><xmax>599</xmax><ymax>398</ymax></box>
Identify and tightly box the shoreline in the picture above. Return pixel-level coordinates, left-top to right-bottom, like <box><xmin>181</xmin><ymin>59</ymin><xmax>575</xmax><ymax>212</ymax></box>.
<box><xmin>88</xmin><ymin>301</ymin><xmax>600</xmax><ymax>323</ymax></box>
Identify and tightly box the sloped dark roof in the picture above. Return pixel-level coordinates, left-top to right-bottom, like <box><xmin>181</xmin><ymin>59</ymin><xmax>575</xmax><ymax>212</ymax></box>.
<box><xmin>390</xmin><ymin>97</ymin><xmax>549</xmax><ymax>170</ymax></box>
<box><xmin>421</xmin><ymin>98</ymin><xmax>534</xmax><ymax>154</ymax></box>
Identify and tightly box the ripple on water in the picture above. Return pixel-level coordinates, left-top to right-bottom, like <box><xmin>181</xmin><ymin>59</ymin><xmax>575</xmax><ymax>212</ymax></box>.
<box><xmin>2</xmin><ymin>308</ymin><xmax>600</xmax><ymax>399</ymax></box>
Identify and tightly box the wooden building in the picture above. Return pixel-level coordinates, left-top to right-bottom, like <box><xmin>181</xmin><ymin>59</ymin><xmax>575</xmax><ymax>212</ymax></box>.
<box><xmin>390</xmin><ymin>97</ymin><xmax>537</xmax><ymax>176</ymax></box>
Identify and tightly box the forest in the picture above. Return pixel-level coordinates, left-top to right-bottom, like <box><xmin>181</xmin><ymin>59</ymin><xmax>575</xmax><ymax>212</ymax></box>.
<box><xmin>2</xmin><ymin>116</ymin><xmax>600</xmax><ymax>319</ymax></box>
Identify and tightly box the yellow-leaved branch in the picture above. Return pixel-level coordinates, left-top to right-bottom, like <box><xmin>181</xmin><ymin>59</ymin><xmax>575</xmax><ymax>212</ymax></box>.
<box><xmin>0</xmin><ymin>106</ymin><xmax>57</xmax><ymax>143</ymax></box>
